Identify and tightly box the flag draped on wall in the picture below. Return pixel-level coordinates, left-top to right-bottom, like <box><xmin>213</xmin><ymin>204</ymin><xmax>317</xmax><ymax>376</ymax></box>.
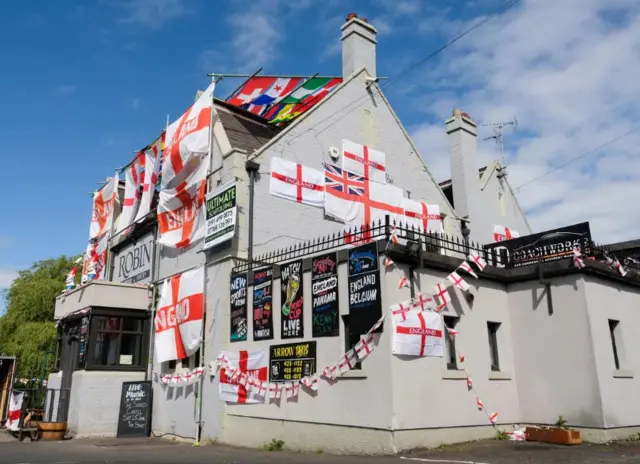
<box><xmin>81</xmin><ymin>233</ymin><xmax>108</xmax><ymax>283</ymax></box>
<box><xmin>218</xmin><ymin>349</ymin><xmax>268</xmax><ymax>404</ymax></box>
<box><xmin>269</xmin><ymin>157</ymin><xmax>325</xmax><ymax>207</ymax></box>
<box><xmin>392</xmin><ymin>310</ymin><xmax>444</xmax><ymax>357</ymax></box>
<box><xmin>89</xmin><ymin>175</ymin><xmax>119</xmax><ymax>240</ymax></box>
<box><xmin>115</xmin><ymin>153</ymin><xmax>144</xmax><ymax>235</ymax></box>
<box><xmin>134</xmin><ymin>133</ymin><xmax>164</xmax><ymax>222</ymax></box>
<box><xmin>493</xmin><ymin>225</ymin><xmax>519</xmax><ymax>242</ymax></box>
<box><xmin>401</xmin><ymin>198</ymin><xmax>443</xmax><ymax>233</ymax></box>
<box><xmin>154</xmin><ymin>266</ymin><xmax>205</xmax><ymax>363</ymax></box>
<box><xmin>342</xmin><ymin>139</ymin><xmax>386</xmax><ymax>184</ymax></box>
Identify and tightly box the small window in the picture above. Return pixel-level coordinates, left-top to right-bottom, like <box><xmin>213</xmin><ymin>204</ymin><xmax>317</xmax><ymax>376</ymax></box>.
<box><xmin>88</xmin><ymin>314</ymin><xmax>148</xmax><ymax>370</ymax></box>
<box><xmin>487</xmin><ymin>321</ymin><xmax>501</xmax><ymax>372</ymax></box>
<box><xmin>341</xmin><ymin>315</ymin><xmax>362</xmax><ymax>370</ymax></box>
<box><xmin>443</xmin><ymin>316</ymin><xmax>459</xmax><ymax>370</ymax></box>
<box><xmin>609</xmin><ymin>319</ymin><xmax>621</xmax><ymax>370</ymax></box>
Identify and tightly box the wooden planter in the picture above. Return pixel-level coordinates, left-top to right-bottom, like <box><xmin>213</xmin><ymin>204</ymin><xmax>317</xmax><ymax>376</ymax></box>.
<box><xmin>38</xmin><ymin>422</ymin><xmax>67</xmax><ymax>441</ymax></box>
<box><xmin>525</xmin><ymin>426</ymin><xmax>582</xmax><ymax>445</ymax></box>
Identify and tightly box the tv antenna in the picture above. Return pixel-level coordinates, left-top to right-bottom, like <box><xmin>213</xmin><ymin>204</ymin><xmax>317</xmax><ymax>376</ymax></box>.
<box><xmin>482</xmin><ymin>117</ymin><xmax>518</xmax><ymax>169</ymax></box>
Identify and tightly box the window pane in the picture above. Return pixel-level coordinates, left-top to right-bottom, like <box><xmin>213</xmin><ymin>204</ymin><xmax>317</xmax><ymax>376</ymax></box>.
<box><xmin>95</xmin><ymin>316</ymin><xmax>121</xmax><ymax>331</ymax></box>
<box><xmin>120</xmin><ymin>334</ymin><xmax>142</xmax><ymax>366</ymax></box>
<box><xmin>122</xmin><ymin>318</ymin><xmax>142</xmax><ymax>333</ymax></box>
<box><xmin>93</xmin><ymin>332</ymin><xmax>119</xmax><ymax>366</ymax></box>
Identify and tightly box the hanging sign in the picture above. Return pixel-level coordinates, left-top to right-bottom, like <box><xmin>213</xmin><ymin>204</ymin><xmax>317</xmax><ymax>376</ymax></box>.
<box><xmin>280</xmin><ymin>260</ymin><xmax>304</xmax><ymax>339</ymax></box>
<box><xmin>111</xmin><ymin>231</ymin><xmax>155</xmax><ymax>284</ymax></box>
<box><xmin>269</xmin><ymin>341</ymin><xmax>316</xmax><ymax>382</ymax></box>
<box><xmin>253</xmin><ymin>268</ymin><xmax>274</xmax><ymax>341</ymax></box>
<box><xmin>311</xmin><ymin>253</ymin><xmax>339</xmax><ymax>337</ymax></box>
<box><xmin>348</xmin><ymin>243</ymin><xmax>382</xmax><ymax>338</ymax></box>
<box><xmin>230</xmin><ymin>274</ymin><xmax>248</xmax><ymax>342</ymax></box>
<box><xmin>204</xmin><ymin>181</ymin><xmax>237</xmax><ymax>250</ymax></box>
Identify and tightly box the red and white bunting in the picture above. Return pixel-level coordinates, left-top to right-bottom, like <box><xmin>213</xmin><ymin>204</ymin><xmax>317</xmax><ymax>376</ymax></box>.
<box><xmin>459</xmin><ymin>353</ymin><xmax>466</xmax><ymax>364</ymax></box>
<box><xmin>477</xmin><ymin>398</ymin><xmax>484</xmax><ymax>410</ymax></box>
<box><xmin>493</xmin><ymin>225</ymin><xmax>519</xmax><ymax>242</ymax></box>
<box><xmin>268</xmin><ymin>382</ymin><xmax>282</xmax><ymax>401</ymax></box>
<box><xmin>434</xmin><ymin>283</ymin><xmax>451</xmax><ymax>307</ymax></box>
<box><xmin>270</xmin><ymin>157</ymin><xmax>325</xmax><ymax>207</ymax></box>
<box><xmin>573</xmin><ymin>247</ymin><xmax>585</xmax><ymax>269</ymax></box>
<box><xmin>384</xmin><ymin>257</ymin><xmax>395</xmax><ymax>268</ymax></box>
<box><xmin>301</xmin><ymin>374</ymin><xmax>319</xmax><ymax>392</ymax></box>
<box><xmin>401</xmin><ymin>197</ymin><xmax>443</xmax><ymax>234</ymax></box>
<box><xmin>390</xmin><ymin>301</ymin><xmax>412</xmax><ymax>322</ymax></box>
<box><xmin>338</xmin><ymin>349</ymin><xmax>357</xmax><ymax>374</ymax></box>
<box><xmin>219</xmin><ymin>350</ymin><xmax>268</xmax><ymax>404</ymax></box>
<box><xmin>447</xmin><ymin>271</ymin><xmax>470</xmax><ymax>292</ymax></box>
<box><xmin>135</xmin><ymin>133</ymin><xmax>164</xmax><ymax>222</ymax></box>
<box><xmin>390</xmin><ymin>227</ymin><xmax>400</xmax><ymax>245</ymax></box>
<box><xmin>321</xmin><ymin>364</ymin><xmax>338</xmax><ymax>381</ymax></box>
<box><xmin>355</xmin><ymin>334</ymin><xmax>374</xmax><ymax>361</ymax></box>
<box><xmin>89</xmin><ymin>174</ymin><xmax>119</xmax><ymax>240</ymax></box>
<box><xmin>393</xmin><ymin>310</ymin><xmax>444</xmax><ymax>357</ymax></box>
<box><xmin>468</xmin><ymin>252</ymin><xmax>487</xmax><ymax>272</ymax></box>
<box><xmin>489</xmin><ymin>412</ymin><xmax>498</xmax><ymax>424</ymax></box>
<box><xmin>367</xmin><ymin>313</ymin><xmax>386</xmax><ymax>334</ymax></box>
<box><xmin>412</xmin><ymin>293</ymin><xmax>435</xmax><ymax>312</ymax></box>
<box><xmin>6</xmin><ymin>391</ymin><xmax>24</xmax><ymax>432</ymax></box>
<box><xmin>466</xmin><ymin>376</ymin><xmax>473</xmax><ymax>388</ymax></box>
<box><xmin>606</xmin><ymin>256</ymin><xmax>627</xmax><ymax>277</ymax></box>
<box><xmin>342</xmin><ymin>139</ymin><xmax>386</xmax><ymax>184</ymax></box>
<box><xmin>160</xmin><ymin>366</ymin><xmax>205</xmax><ymax>386</ymax></box>
<box><xmin>285</xmin><ymin>381</ymin><xmax>301</xmax><ymax>400</ymax></box>
<box><xmin>458</xmin><ymin>261</ymin><xmax>478</xmax><ymax>279</ymax></box>
<box><xmin>115</xmin><ymin>154</ymin><xmax>143</xmax><ymax>235</ymax></box>
<box><xmin>447</xmin><ymin>327</ymin><xmax>460</xmax><ymax>337</ymax></box>
<box><xmin>398</xmin><ymin>276</ymin><xmax>410</xmax><ymax>289</ymax></box>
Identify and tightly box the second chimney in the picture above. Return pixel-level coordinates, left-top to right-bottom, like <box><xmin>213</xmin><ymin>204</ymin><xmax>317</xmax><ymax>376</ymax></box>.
<box><xmin>341</xmin><ymin>13</ymin><xmax>377</xmax><ymax>79</ymax></box>
<box><xmin>446</xmin><ymin>109</ymin><xmax>479</xmax><ymax>223</ymax></box>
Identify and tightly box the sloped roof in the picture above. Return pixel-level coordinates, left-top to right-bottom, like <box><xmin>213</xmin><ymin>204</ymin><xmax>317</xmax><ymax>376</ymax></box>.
<box><xmin>214</xmin><ymin>99</ymin><xmax>280</xmax><ymax>153</ymax></box>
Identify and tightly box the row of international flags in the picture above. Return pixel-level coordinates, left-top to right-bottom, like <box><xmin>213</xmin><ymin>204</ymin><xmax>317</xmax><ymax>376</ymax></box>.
<box><xmin>225</xmin><ymin>76</ymin><xmax>342</xmax><ymax>124</ymax></box>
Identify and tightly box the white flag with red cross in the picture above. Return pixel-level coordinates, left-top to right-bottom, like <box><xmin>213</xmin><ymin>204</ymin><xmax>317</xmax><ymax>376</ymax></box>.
<box><xmin>163</xmin><ymin>81</ymin><xmax>215</xmax><ymax>189</ymax></box>
<box><xmin>81</xmin><ymin>233</ymin><xmax>109</xmax><ymax>283</ymax></box>
<box><xmin>154</xmin><ymin>266</ymin><xmax>205</xmax><ymax>363</ymax></box>
<box><xmin>89</xmin><ymin>174</ymin><xmax>119</xmax><ymax>240</ymax></box>
<box><xmin>393</xmin><ymin>310</ymin><xmax>444</xmax><ymax>357</ymax></box>
<box><xmin>401</xmin><ymin>198</ymin><xmax>443</xmax><ymax>233</ymax></box>
<box><xmin>342</xmin><ymin>139</ymin><xmax>386</xmax><ymax>184</ymax></box>
<box><xmin>493</xmin><ymin>225</ymin><xmax>519</xmax><ymax>242</ymax></box>
<box><xmin>6</xmin><ymin>391</ymin><xmax>24</xmax><ymax>432</ymax></box>
<box><xmin>135</xmin><ymin>133</ymin><xmax>164</xmax><ymax>222</ymax></box>
<box><xmin>269</xmin><ymin>157</ymin><xmax>325</xmax><ymax>207</ymax></box>
<box><xmin>447</xmin><ymin>271</ymin><xmax>470</xmax><ymax>292</ymax></box>
<box><xmin>157</xmin><ymin>156</ymin><xmax>208</xmax><ymax>249</ymax></box>
<box><xmin>115</xmin><ymin>153</ymin><xmax>144</xmax><ymax>235</ymax></box>
<box><xmin>434</xmin><ymin>283</ymin><xmax>451</xmax><ymax>308</ymax></box>
<box><xmin>219</xmin><ymin>349</ymin><xmax>268</xmax><ymax>404</ymax></box>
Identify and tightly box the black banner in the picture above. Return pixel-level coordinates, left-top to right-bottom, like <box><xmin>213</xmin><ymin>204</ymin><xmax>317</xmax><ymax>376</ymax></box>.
<box><xmin>116</xmin><ymin>381</ymin><xmax>152</xmax><ymax>438</ymax></box>
<box><xmin>348</xmin><ymin>243</ymin><xmax>382</xmax><ymax>338</ymax></box>
<box><xmin>269</xmin><ymin>341</ymin><xmax>316</xmax><ymax>382</ymax></box>
<box><xmin>253</xmin><ymin>268</ymin><xmax>274</xmax><ymax>341</ymax></box>
<box><xmin>311</xmin><ymin>253</ymin><xmax>339</xmax><ymax>338</ymax></box>
<box><xmin>348</xmin><ymin>241</ymin><xmax>379</xmax><ymax>276</ymax></box>
<box><xmin>484</xmin><ymin>222</ymin><xmax>592</xmax><ymax>268</ymax></box>
<box><xmin>230</xmin><ymin>274</ymin><xmax>248</xmax><ymax>342</ymax></box>
<box><xmin>281</xmin><ymin>260</ymin><xmax>304</xmax><ymax>339</ymax></box>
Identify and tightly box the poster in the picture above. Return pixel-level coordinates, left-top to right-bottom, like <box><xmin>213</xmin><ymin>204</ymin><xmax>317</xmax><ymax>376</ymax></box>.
<box><xmin>280</xmin><ymin>260</ymin><xmax>304</xmax><ymax>339</ymax></box>
<box><xmin>204</xmin><ymin>181</ymin><xmax>237</xmax><ymax>250</ymax></box>
<box><xmin>269</xmin><ymin>341</ymin><xmax>316</xmax><ymax>382</ymax></box>
<box><xmin>230</xmin><ymin>274</ymin><xmax>248</xmax><ymax>342</ymax></box>
<box><xmin>311</xmin><ymin>253</ymin><xmax>339</xmax><ymax>337</ymax></box>
<box><xmin>253</xmin><ymin>268</ymin><xmax>274</xmax><ymax>341</ymax></box>
<box><xmin>348</xmin><ymin>243</ymin><xmax>382</xmax><ymax>338</ymax></box>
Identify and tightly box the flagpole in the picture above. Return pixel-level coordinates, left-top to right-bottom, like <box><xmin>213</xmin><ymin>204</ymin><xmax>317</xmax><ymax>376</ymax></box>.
<box><xmin>145</xmin><ymin>224</ymin><xmax>161</xmax><ymax>383</ymax></box>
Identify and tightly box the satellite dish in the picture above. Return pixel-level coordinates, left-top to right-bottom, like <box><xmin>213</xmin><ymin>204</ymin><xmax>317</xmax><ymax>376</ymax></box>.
<box><xmin>328</xmin><ymin>146</ymin><xmax>340</xmax><ymax>161</ymax></box>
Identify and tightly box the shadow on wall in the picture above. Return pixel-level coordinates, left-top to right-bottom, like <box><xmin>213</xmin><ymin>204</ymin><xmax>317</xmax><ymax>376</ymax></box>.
<box><xmin>165</xmin><ymin>383</ymin><xmax>196</xmax><ymax>401</ymax></box>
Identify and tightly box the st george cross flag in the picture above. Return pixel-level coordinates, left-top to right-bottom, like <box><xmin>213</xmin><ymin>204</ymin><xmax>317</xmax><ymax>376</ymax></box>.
<box><xmin>135</xmin><ymin>133</ymin><xmax>164</xmax><ymax>222</ymax></box>
<box><xmin>163</xmin><ymin>81</ymin><xmax>215</xmax><ymax>190</ymax></box>
<box><xmin>81</xmin><ymin>233</ymin><xmax>109</xmax><ymax>283</ymax></box>
<box><xmin>494</xmin><ymin>224</ymin><xmax>519</xmax><ymax>242</ymax></box>
<box><xmin>393</xmin><ymin>310</ymin><xmax>444</xmax><ymax>357</ymax></box>
<box><xmin>270</xmin><ymin>157</ymin><xmax>325</xmax><ymax>207</ymax></box>
<box><xmin>154</xmin><ymin>266</ymin><xmax>205</xmax><ymax>363</ymax></box>
<box><xmin>219</xmin><ymin>349</ymin><xmax>268</xmax><ymax>404</ymax></box>
<box><xmin>115</xmin><ymin>154</ymin><xmax>144</xmax><ymax>235</ymax></box>
<box><xmin>157</xmin><ymin>156</ymin><xmax>208</xmax><ymax>248</ymax></box>
<box><xmin>401</xmin><ymin>198</ymin><xmax>443</xmax><ymax>233</ymax></box>
<box><xmin>6</xmin><ymin>391</ymin><xmax>24</xmax><ymax>432</ymax></box>
<box><xmin>342</xmin><ymin>139</ymin><xmax>386</xmax><ymax>184</ymax></box>
<box><xmin>89</xmin><ymin>174</ymin><xmax>119</xmax><ymax>240</ymax></box>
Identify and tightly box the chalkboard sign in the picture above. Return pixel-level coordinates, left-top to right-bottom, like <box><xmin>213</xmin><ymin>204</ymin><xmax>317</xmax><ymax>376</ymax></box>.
<box><xmin>269</xmin><ymin>341</ymin><xmax>316</xmax><ymax>382</ymax></box>
<box><xmin>116</xmin><ymin>381</ymin><xmax>152</xmax><ymax>438</ymax></box>
<box><xmin>77</xmin><ymin>316</ymin><xmax>89</xmax><ymax>368</ymax></box>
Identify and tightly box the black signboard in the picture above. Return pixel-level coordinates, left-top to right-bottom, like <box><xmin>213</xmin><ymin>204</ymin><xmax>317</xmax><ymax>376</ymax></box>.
<box><xmin>348</xmin><ymin>243</ymin><xmax>382</xmax><ymax>338</ymax></box>
<box><xmin>281</xmin><ymin>260</ymin><xmax>304</xmax><ymax>339</ymax></box>
<box><xmin>253</xmin><ymin>268</ymin><xmax>274</xmax><ymax>341</ymax></box>
<box><xmin>311</xmin><ymin>253</ymin><xmax>339</xmax><ymax>337</ymax></box>
<box><xmin>77</xmin><ymin>315</ymin><xmax>89</xmax><ymax>368</ymax></box>
<box><xmin>116</xmin><ymin>381</ymin><xmax>152</xmax><ymax>438</ymax></box>
<box><xmin>484</xmin><ymin>222</ymin><xmax>592</xmax><ymax>268</ymax></box>
<box><xmin>230</xmin><ymin>274</ymin><xmax>248</xmax><ymax>342</ymax></box>
<box><xmin>269</xmin><ymin>341</ymin><xmax>316</xmax><ymax>382</ymax></box>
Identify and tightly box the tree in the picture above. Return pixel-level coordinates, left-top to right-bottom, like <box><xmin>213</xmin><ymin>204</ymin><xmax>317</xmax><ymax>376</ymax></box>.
<box><xmin>0</xmin><ymin>256</ymin><xmax>77</xmax><ymax>379</ymax></box>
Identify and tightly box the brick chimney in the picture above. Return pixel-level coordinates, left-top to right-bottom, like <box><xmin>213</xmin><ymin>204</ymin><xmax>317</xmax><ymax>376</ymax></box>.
<box><xmin>446</xmin><ymin>109</ymin><xmax>479</xmax><ymax>222</ymax></box>
<box><xmin>341</xmin><ymin>13</ymin><xmax>377</xmax><ymax>79</ymax></box>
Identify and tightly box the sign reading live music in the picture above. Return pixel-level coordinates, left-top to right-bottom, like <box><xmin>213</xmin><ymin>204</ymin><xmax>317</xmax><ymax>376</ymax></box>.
<box><xmin>484</xmin><ymin>222</ymin><xmax>592</xmax><ymax>268</ymax></box>
<box><xmin>280</xmin><ymin>260</ymin><xmax>304</xmax><ymax>339</ymax></box>
<box><xmin>230</xmin><ymin>274</ymin><xmax>248</xmax><ymax>342</ymax></box>
<box><xmin>348</xmin><ymin>242</ymin><xmax>382</xmax><ymax>337</ymax></box>
<box><xmin>253</xmin><ymin>268</ymin><xmax>274</xmax><ymax>341</ymax></box>
<box><xmin>311</xmin><ymin>253</ymin><xmax>339</xmax><ymax>337</ymax></box>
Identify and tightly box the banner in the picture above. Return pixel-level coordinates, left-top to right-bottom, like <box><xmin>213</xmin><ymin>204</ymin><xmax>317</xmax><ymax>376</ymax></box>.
<box><xmin>115</xmin><ymin>154</ymin><xmax>143</xmax><ymax>235</ymax></box>
<box><xmin>111</xmin><ymin>231</ymin><xmax>155</xmax><ymax>284</ymax></box>
<box><xmin>135</xmin><ymin>133</ymin><xmax>164</xmax><ymax>222</ymax></box>
<box><xmin>253</xmin><ymin>268</ymin><xmax>274</xmax><ymax>341</ymax></box>
<box><xmin>269</xmin><ymin>341</ymin><xmax>316</xmax><ymax>382</ymax></box>
<box><xmin>230</xmin><ymin>274</ymin><xmax>248</xmax><ymax>342</ymax></box>
<box><xmin>6</xmin><ymin>391</ymin><xmax>24</xmax><ymax>431</ymax></box>
<box><xmin>348</xmin><ymin>242</ymin><xmax>382</xmax><ymax>338</ymax></box>
<box><xmin>154</xmin><ymin>266</ymin><xmax>204</xmax><ymax>363</ymax></box>
<box><xmin>280</xmin><ymin>260</ymin><xmax>304</xmax><ymax>339</ymax></box>
<box><xmin>401</xmin><ymin>198</ymin><xmax>443</xmax><ymax>233</ymax></box>
<box><xmin>90</xmin><ymin>174</ymin><xmax>119</xmax><ymax>240</ymax></box>
<box><xmin>493</xmin><ymin>224</ymin><xmax>520</xmax><ymax>242</ymax></box>
<box><xmin>219</xmin><ymin>349</ymin><xmax>268</xmax><ymax>404</ymax></box>
<box><xmin>270</xmin><ymin>157</ymin><xmax>325</xmax><ymax>207</ymax></box>
<box><xmin>392</xmin><ymin>310</ymin><xmax>444</xmax><ymax>357</ymax></box>
<box><xmin>204</xmin><ymin>181</ymin><xmax>237</xmax><ymax>250</ymax></box>
<box><xmin>341</xmin><ymin>139</ymin><xmax>387</xmax><ymax>184</ymax></box>
<box><xmin>311</xmin><ymin>253</ymin><xmax>339</xmax><ymax>337</ymax></box>
<box><xmin>81</xmin><ymin>232</ymin><xmax>109</xmax><ymax>283</ymax></box>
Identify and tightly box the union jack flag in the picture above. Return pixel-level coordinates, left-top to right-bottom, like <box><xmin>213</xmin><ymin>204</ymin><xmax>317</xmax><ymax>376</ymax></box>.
<box><xmin>324</xmin><ymin>163</ymin><xmax>364</xmax><ymax>196</ymax></box>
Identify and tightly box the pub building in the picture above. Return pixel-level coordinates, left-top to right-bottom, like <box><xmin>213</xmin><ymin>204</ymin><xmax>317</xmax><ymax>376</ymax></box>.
<box><xmin>49</xmin><ymin>13</ymin><xmax>640</xmax><ymax>453</ymax></box>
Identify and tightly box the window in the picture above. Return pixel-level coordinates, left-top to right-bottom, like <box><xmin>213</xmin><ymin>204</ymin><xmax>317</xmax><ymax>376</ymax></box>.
<box><xmin>609</xmin><ymin>319</ymin><xmax>621</xmax><ymax>370</ymax></box>
<box><xmin>444</xmin><ymin>316</ymin><xmax>459</xmax><ymax>370</ymax></box>
<box><xmin>487</xmin><ymin>321</ymin><xmax>501</xmax><ymax>372</ymax></box>
<box><xmin>341</xmin><ymin>315</ymin><xmax>362</xmax><ymax>370</ymax></box>
<box><xmin>88</xmin><ymin>313</ymin><xmax>149</xmax><ymax>370</ymax></box>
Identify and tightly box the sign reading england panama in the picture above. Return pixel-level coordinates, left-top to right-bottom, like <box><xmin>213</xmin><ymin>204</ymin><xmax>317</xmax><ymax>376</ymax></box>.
<box><xmin>112</xmin><ymin>231</ymin><xmax>155</xmax><ymax>284</ymax></box>
<box><xmin>204</xmin><ymin>181</ymin><xmax>237</xmax><ymax>250</ymax></box>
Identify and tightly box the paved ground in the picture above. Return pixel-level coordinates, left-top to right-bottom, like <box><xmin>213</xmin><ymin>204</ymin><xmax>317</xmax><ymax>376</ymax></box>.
<box><xmin>2</xmin><ymin>434</ymin><xmax>640</xmax><ymax>464</ymax></box>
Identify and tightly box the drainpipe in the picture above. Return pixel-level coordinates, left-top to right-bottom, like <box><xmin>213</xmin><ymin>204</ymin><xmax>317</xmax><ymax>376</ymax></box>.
<box><xmin>245</xmin><ymin>160</ymin><xmax>260</xmax><ymax>270</ymax></box>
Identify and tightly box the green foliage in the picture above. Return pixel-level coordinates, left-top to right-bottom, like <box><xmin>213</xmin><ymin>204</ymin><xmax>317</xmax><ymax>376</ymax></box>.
<box><xmin>0</xmin><ymin>256</ymin><xmax>78</xmax><ymax>378</ymax></box>
<box><xmin>495</xmin><ymin>430</ymin><xmax>509</xmax><ymax>440</ymax></box>
<box><xmin>262</xmin><ymin>439</ymin><xmax>284</xmax><ymax>451</ymax></box>
<box><xmin>554</xmin><ymin>415</ymin><xmax>569</xmax><ymax>430</ymax></box>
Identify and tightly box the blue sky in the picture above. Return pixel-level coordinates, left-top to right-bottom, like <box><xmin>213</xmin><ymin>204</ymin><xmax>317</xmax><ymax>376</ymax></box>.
<box><xmin>2</xmin><ymin>0</ymin><xmax>640</xmax><ymax>302</ymax></box>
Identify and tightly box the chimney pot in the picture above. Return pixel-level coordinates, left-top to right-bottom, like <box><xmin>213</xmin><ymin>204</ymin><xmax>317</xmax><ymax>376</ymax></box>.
<box><xmin>346</xmin><ymin>12</ymin><xmax>357</xmax><ymax>22</ymax></box>
<box><xmin>361</xmin><ymin>17</ymin><xmax>368</xmax><ymax>23</ymax></box>
<box><xmin>341</xmin><ymin>13</ymin><xmax>377</xmax><ymax>79</ymax></box>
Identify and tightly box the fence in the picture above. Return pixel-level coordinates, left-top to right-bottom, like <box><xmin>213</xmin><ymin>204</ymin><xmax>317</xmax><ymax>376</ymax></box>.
<box><xmin>1</xmin><ymin>387</ymin><xmax>70</xmax><ymax>428</ymax></box>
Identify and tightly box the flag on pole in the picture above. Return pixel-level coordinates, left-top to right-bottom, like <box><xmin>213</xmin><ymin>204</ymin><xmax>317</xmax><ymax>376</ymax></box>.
<box><xmin>89</xmin><ymin>174</ymin><xmax>119</xmax><ymax>240</ymax></box>
<box><xmin>115</xmin><ymin>153</ymin><xmax>144</xmax><ymax>235</ymax></box>
<box><xmin>135</xmin><ymin>133</ymin><xmax>164</xmax><ymax>222</ymax></box>
<box><xmin>226</xmin><ymin>77</ymin><xmax>276</xmax><ymax>107</ymax></box>
<box><xmin>244</xmin><ymin>77</ymin><xmax>303</xmax><ymax>113</ymax></box>
<box><xmin>267</xmin><ymin>78</ymin><xmax>342</xmax><ymax>123</ymax></box>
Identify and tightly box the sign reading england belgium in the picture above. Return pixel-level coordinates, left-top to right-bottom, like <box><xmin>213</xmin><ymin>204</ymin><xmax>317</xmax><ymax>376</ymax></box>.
<box><xmin>269</xmin><ymin>341</ymin><xmax>316</xmax><ymax>383</ymax></box>
<box><xmin>204</xmin><ymin>181</ymin><xmax>237</xmax><ymax>250</ymax></box>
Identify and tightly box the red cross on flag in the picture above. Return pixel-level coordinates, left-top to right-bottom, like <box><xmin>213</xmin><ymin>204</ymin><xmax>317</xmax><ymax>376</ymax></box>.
<box><xmin>390</xmin><ymin>300</ymin><xmax>412</xmax><ymax>322</ymax></box>
<box><xmin>269</xmin><ymin>157</ymin><xmax>325</xmax><ymax>207</ymax></box>
<box><xmin>219</xmin><ymin>349</ymin><xmax>268</xmax><ymax>404</ymax></box>
<box><xmin>447</xmin><ymin>271</ymin><xmax>470</xmax><ymax>292</ymax></box>
<box><xmin>401</xmin><ymin>198</ymin><xmax>443</xmax><ymax>233</ymax></box>
<box><xmin>81</xmin><ymin>233</ymin><xmax>108</xmax><ymax>282</ymax></box>
<box><xmin>135</xmin><ymin>133</ymin><xmax>164</xmax><ymax>222</ymax></box>
<box><xmin>393</xmin><ymin>310</ymin><xmax>444</xmax><ymax>357</ymax></box>
<box><xmin>154</xmin><ymin>266</ymin><xmax>205</xmax><ymax>363</ymax></box>
<box><xmin>493</xmin><ymin>225</ymin><xmax>519</xmax><ymax>242</ymax></box>
<box><xmin>115</xmin><ymin>154</ymin><xmax>144</xmax><ymax>235</ymax></box>
<box><xmin>163</xmin><ymin>81</ymin><xmax>215</xmax><ymax>190</ymax></box>
<box><xmin>342</xmin><ymin>139</ymin><xmax>386</xmax><ymax>184</ymax></box>
<box><xmin>90</xmin><ymin>174</ymin><xmax>119</xmax><ymax>240</ymax></box>
<box><xmin>6</xmin><ymin>391</ymin><xmax>24</xmax><ymax>432</ymax></box>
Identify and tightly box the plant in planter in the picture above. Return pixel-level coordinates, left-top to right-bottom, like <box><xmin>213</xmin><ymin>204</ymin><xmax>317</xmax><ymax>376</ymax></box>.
<box><xmin>526</xmin><ymin>415</ymin><xmax>582</xmax><ymax>445</ymax></box>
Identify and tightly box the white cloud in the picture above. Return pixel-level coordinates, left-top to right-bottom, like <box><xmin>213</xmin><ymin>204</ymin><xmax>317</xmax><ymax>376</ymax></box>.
<box><xmin>0</xmin><ymin>269</ymin><xmax>17</xmax><ymax>289</ymax></box>
<box><xmin>53</xmin><ymin>84</ymin><xmax>76</xmax><ymax>96</ymax></box>
<box><xmin>113</xmin><ymin>0</ymin><xmax>191</xmax><ymax>28</ymax></box>
<box><xmin>409</xmin><ymin>0</ymin><xmax>640</xmax><ymax>243</ymax></box>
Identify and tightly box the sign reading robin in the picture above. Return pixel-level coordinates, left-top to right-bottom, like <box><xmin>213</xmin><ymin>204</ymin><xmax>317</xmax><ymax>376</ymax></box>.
<box><xmin>484</xmin><ymin>222</ymin><xmax>592</xmax><ymax>268</ymax></box>
<box><xmin>111</xmin><ymin>231</ymin><xmax>155</xmax><ymax>284</ymax></box>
